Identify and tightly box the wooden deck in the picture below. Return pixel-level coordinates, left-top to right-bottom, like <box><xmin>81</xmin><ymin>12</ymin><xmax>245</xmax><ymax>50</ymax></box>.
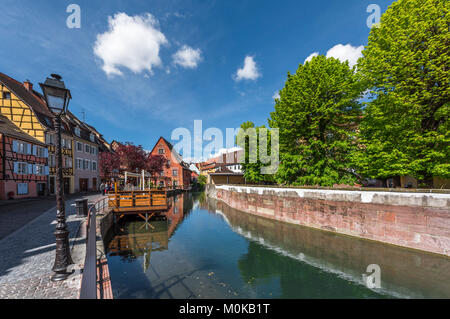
<box><xmin>108</xmin><ymin>190</ymin><xmax>169</xmax><ymax>214</ymax></box>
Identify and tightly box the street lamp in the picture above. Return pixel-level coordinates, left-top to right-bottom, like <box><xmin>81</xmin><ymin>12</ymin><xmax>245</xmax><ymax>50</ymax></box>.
<box><xmin>40</xmin><ymin>74</ymin><xmax>74</xmax><ymax>281</ymax></box>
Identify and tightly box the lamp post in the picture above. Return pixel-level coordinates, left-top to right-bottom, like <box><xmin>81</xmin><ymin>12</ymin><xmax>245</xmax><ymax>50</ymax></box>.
<box><xmin>40</xmin><ymin>74</ymin><xmax>74</xmax><ymax>281</ymax></box>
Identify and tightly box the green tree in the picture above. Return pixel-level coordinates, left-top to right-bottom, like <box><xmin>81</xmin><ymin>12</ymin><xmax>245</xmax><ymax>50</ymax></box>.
<box><xmin>355</xmin><ymin>0</ymin><xmax>449</xmax><ymax>186</ymax></box>
<box><xmin>236</xmin><ymin>121</ymin><xmax>276</xmax><ymax>184</ymax></box>
<box><xmin>269</xmin><ymin>55</ymin><xmax>363</xmax><ymax>186</ymax></box>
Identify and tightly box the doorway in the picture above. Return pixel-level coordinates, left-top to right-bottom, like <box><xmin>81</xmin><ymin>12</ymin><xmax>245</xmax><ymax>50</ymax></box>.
<box><xmin>79</xmin><ymin>178</ymin><xmax>88</xmax><ymax>192</ymax></box>
<box><xmin>63</xmin><ymin>178</ymin><xmax>70</xmax><ymax>195</ymax></box>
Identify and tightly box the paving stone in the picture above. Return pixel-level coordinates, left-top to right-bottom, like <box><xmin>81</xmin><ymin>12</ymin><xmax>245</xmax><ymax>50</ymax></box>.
<box><xmin>0</xmin><ymin>194</ymin><xmax>104</xmax><ymax>299</ymax></box>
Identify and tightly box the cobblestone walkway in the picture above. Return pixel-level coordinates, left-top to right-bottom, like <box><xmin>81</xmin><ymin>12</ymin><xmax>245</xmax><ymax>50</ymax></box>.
<box><xmin>0</xmin><ymin>194</ymin><xmax>103</xmax><ymax>299</ymax></box>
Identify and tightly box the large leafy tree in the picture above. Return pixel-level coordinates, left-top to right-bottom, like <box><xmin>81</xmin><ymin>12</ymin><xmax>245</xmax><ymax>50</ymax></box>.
<box><xmin>269</xmin><ymin>55</ymin><xmax>363</xmax><ymax>186</ymax></box>
<box><xmin>236</xmin><ymin>121</ymin><xmax>275</xmax><ymax>184</ymax></box>
<box><xmin>355</xmin><ymin>0</ymin><xmax>449</xmax><ymax>185</ymax></box>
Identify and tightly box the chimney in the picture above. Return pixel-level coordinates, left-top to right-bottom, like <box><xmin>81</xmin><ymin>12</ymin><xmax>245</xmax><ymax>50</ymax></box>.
<box><xmin>23</xmin><ymin>80</ymin><xmax>33</xmax><ymax>91</ymax></box>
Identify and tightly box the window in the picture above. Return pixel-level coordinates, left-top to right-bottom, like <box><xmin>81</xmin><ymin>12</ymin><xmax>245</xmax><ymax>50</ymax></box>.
<box><xmin>35</xmin><ymin>165</ymin><xmax>44</xmax><ymax>175</ymax></box>
<box><xmin>35</xmin><ymin>146</ymin><xmax>47</xmax><ymax>158</ymax></box>
<box><xmin>64</xmin><ymin>157</ymin><xmax>72</xmax><ymax>168</ymax></box>
<box><xmin>173</xmin><ymin>169</ymin><xmax>178</xmax><ymax>176</ymax></box>
<box><xmin>49</xmin><ymin>154</ymin><xmax>55</xmax><ymax>167</ymax></box>
<box><xmin>77</xmin><ymin>141</ymin><xmax>83</xmax><ymax>151</ymax></box>
<box><xmin>85</xmin><ymin>144</ymin><xmax>90</xmax><ymax>153</ymax></box>
<box><xmin>92</xmin><ymin>161</ymin><xmax>97</xmax><ymax>171</ymax></box>
<box><xmin>90</xmin><ymin>146</ymin><xmax>96</xmax><ymax>155</ymax></box>
<box><xmin>13</xmin><ymin>141</ymin><xmax>30</xmax><ymax>154</ymax></box>
<box><xmin>75</xmin><ymin>127</ymin><xmax>81</xmax><ymax>137</ymax></box>
<box><xmin>17</xmin><ymin>183</ymin><xmax>28</xmax><ymax>195</ymax></box>
<box><xmin>45</xmin><ymin>133</ymin><xmax>54</xmax><ymax>145</ymax></box>
<box><xmin>44</xmin><ymin>117</ymin><xmax>52</xmax><ymax>127</ymax></box>
<box><xmin>83</xmin><ymin>159</ymin><xmax>89</xmax><ymax>170</ymax></box>
<box><xmin>76</xmin><ymin>158</ymin><xmax>83</xmax><ymax>170</ymax></box>
<box><xmin>3</xmin><ymin>92</ymin><xmax>11</xmax><ymax>100</ymax></box>
<box><xmin>17</xmin><ymin>162</ymin><xmax>28</xmax><ymax>174</ymax></box>
<box><xmin>158</xmin><ymin>148</ymin><xmax>165</xmax><ymax>154</ymax></box>
<box><xmin>62</xmin><ymin>138</ymin><xmax>66</xmax><ymax>148</ymax></box>
<box><xmin>90</xmin><ymin>134</ymin><xmax>95</xmax><ymax>142</ymax></box>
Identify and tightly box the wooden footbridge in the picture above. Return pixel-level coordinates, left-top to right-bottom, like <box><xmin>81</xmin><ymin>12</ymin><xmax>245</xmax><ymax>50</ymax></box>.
<box><xmin>108</xmin><ymin>189</ymin><xmax>170</xmax><ymax>222</ymax></box>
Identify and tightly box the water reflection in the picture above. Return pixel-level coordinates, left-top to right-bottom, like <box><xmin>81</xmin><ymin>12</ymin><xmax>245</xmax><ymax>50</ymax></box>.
<box><xmin>209</xmin><ymin>198</ymin><xmax>450</xmax><ymax>299</ymax></box>
<box><xmin>105</xmin><ymin>192</ymin><xmax>450</xmax><ymax>299</ymax></box>
<box><xmin>106</xmin><ymin>193</ymin><xmax>192</xmax><ymax>272</ymax></box>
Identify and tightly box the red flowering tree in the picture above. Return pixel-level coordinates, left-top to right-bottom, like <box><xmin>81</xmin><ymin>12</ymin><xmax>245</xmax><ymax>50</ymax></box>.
<box><xmin>145</xmin><ymin>154</ymin><xmax>167</xmax><ymax>185</ymax></box>
<box><xmin>114</xmin><ymin>142</ymin><xmax>148</xmax><ymax>173</ymax></box>
<box><xmin>99</xmin><ymin>151</ymin><xmax>120</xmax><ymax>180</ymax></box>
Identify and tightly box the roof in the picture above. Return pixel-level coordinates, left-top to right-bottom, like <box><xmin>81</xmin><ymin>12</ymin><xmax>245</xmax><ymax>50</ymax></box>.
<box><xmin>0</xmin><ymin>72</ymin><xmax>52</xmax><ymax>118</ymax></box>
<box><xmin>0</xmin><ymin>115</ymin><xmax>46</xmax><ymax>146</ymax></box>
<box><xmin>63</xmin><ymin>111</ymin><xmax>100</xmax><ymax>144</ymax></box>
<box><xmin>0</xmin><ymin>72</ymin><xmax>72</xmax><ymax>134</ymax></box>
<box><xmin>150</xmin><ymin>136</ymin><xmax>190</xmax><ymax>170</ymax></box>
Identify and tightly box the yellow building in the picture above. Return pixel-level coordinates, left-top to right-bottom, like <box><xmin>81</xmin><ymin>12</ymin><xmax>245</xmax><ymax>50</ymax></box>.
<box><xmin>0</xmin><ymin>72</ymin><xmax>75</xmax><ymax>194</ymax></box>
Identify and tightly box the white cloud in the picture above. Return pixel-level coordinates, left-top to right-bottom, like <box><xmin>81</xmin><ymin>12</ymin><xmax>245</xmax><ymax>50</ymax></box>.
<box><xmin>94</xmin><ymin>12</ymin><xmax>168</xmax><ymax>76</ymax></box>
<box><xmin>304</xmin><ymin>52</ymin><xmax>319</xmax><ymax>64</ymax></box>
<box><xmin>272</xmin><ymin>91</ymin><xmax>280</xmax><ymax>100</ymax></box>
<box><xmin>172</xmin><ymin>45</ymin><xmax>203</xmax><ymax>69</ymax></box>
<box><xmin>303</xmin><ymin>44</ymin><xmax>364</xmax><ymax>68</ymax></box>
<box><xmin>234</xmin><ymin>56</ymin><xmax>261</xmax><ymax>81</ymax></box>
<box><xmin>326</xmin><ymin>44</ymin><xmax>364</xmax><ymax>67</ymax></box>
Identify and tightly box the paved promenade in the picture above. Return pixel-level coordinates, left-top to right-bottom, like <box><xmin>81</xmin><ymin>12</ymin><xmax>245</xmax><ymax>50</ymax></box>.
<box><xmin>0</xmin><ymin>193</ymin><xmax>103</xmax><ymax>299</ymax></box>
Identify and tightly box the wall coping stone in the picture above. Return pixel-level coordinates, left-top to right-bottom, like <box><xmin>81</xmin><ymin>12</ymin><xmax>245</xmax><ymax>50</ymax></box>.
<box><xmin>216</xmin><ymin>185</ymin><xmax>450</xmax><ymax>208</ymax></box>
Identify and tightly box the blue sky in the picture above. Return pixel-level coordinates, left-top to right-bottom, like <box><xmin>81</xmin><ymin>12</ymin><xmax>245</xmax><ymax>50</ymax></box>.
<box><xmin>0</xmin><ymin>0</ymin><xmax>393</xmax><ymax>159</ymax></box>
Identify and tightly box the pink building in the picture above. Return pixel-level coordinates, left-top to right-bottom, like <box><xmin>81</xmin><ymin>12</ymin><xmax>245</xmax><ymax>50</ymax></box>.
<box><xmin>0</xmin><ymin>115</ymin><xmax>48</xmax><ymax>199</ymax></box>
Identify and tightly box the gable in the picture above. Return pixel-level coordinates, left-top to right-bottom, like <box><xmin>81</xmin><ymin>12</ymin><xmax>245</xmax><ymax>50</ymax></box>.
<box><xmin>0</xmin><ymin>83</ymin><xmax>46</xmax><ymax>143</ymax></box>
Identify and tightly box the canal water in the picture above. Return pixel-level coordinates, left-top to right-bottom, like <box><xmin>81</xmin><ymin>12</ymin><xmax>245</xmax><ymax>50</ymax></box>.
<box><xmin>104</xmin><ymin>192</ymin><xmax>450</xmax><ymax>299</ymax></box>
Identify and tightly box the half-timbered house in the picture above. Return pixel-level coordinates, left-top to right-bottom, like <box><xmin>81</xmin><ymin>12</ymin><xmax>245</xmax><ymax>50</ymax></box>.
<box><xmin>0</xmin><ymin>115</ymin><xmax>48</xmax><ymax>199</ymax></box>
<box><xmin>0</xmin><ymin>72</ymin><xmax>75</xmax><ymax>194</ymax></box>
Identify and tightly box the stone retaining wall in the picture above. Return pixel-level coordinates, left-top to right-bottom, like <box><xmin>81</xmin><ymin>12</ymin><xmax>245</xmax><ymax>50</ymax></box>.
<box><xmin>211</xmin><ymin>185</ymin><xmax>450</xmax><ymax>256</ymax></box>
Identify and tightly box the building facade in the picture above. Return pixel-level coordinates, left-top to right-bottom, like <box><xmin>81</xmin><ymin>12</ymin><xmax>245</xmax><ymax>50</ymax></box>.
<box><xmin>0</xmin><ymin>115</ymin><xmax>48</xmax><ymax>199</ymax></box>
<box><xmin>149</xmin><ymin>137</ymin><xmax>191</xmax><ymax>189</ymax></box>
<box><xmin>64</xmin><ymin>112</ymin><xmax>100</xmax><ymax>192</ymax></box>
<box><xmin>0</xmin><ymin>72</ymin><xmax>75</xmax><ymax>194</ymax></box>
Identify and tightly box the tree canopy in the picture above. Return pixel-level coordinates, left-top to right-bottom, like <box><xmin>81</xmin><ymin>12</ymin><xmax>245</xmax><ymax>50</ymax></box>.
<box><xmin>354</xmin><ymin>0</ymin><xmax>450</xmax><ymax>185</ymax></box>
<box><xmin>269</xmin><ymin>55</ymin><xmax>363</xmax><ymax>186</ymax></box>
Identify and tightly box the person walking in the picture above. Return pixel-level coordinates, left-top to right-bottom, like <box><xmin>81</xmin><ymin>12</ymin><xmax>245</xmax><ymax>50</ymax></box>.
<box><xmin>100</xmin><ymin>182</ymin><xmax>105</xmax><ymax>196</ymax></box>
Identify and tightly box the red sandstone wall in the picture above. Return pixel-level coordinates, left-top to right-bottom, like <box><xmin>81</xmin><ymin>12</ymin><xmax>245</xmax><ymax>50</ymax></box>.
<box><xmin>215</xmin><ymin>187</ymin><xmax>450</xmax><ymax>257</ymax></box>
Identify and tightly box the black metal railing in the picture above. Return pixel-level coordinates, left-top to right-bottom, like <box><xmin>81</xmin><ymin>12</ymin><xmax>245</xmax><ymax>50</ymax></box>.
<box><xmin>79</xmin><ymin>196</ymin><xmax>109</xmax><ymax>299</ymax></box>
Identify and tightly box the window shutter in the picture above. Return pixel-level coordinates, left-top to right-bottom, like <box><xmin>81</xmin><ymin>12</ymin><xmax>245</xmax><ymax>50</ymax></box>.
<box><xmin>27</xmin><ymin>144</ymin><xmax>31</xmax><ymax>154</ymax></box>
<box><xmin>32</xmin><ymin>145</ymin><xmax>37</xmax><ymax>156</ymax></box>
<box><xmin>13</xmin><ymin>162</ymin><xmax>18</xmax><ymax>174</ymax></box>
<box><xmin>12</xmin><ymin>140</ymin><xmax>18</xmax><ymax>153</ymax></box>
<box><xmin>44</xmin><ymin>148</ymin><xmax>49</xmax><ymax>158</ymax></box>
<box><xmin>44</xmin><ymin>166</ymin><xmax>49</xmax><ymax>175</ymax></box>
<box><xmin>33</xmin><ymin>164</ymin><xmax>38</xmax><ymax>175</ymax></box>
<box><xmin>28</xmin><ymin>164</ymin><xmax>33</xmax><ymax>174</ymax></box>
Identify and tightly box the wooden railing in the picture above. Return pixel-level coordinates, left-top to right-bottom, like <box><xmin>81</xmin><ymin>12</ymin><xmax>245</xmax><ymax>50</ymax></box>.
<box><xmin>107</xmin><ymin>190</ymin><xmax>168</xmax><ymax>212</ymax></box>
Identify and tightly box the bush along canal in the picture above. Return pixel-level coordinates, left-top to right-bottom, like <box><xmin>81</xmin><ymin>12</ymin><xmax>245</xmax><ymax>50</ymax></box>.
<box><xmin>103</xmin><ymin>192</ymin><xmax>450</xmax><ymax>299</ymax></box>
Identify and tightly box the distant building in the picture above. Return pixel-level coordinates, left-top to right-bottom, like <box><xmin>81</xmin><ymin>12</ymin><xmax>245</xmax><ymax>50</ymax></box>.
<box><xmin>198</xmin><ymin>149</ymin><xmax>245</xmax><ymax>185</ymax></box>
<box><xmin>149</xmin><ymin>137</ymin><xmax>192</xmax><ymax>189</ymax></box>
<box><xmin>63</xmin><ymin>111</ymin><xmax>100</xmax><ymax>192</ymax></box>
<box><xmin>0</xmin><ymin>115</ymin><xmax>49</xmax><ymax>199</ymax></box>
